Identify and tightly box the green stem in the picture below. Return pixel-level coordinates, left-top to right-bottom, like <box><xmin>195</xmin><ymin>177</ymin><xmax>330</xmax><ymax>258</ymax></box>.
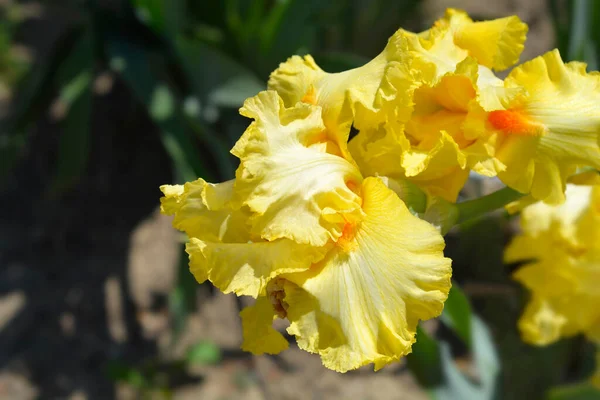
<box><xmin>456</xmin><ymin>186</ymin><xmax>524</xmax><ymax>225</ymax></box>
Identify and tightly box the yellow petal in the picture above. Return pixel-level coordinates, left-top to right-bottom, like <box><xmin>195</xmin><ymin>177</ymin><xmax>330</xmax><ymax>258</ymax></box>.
<box><xmin>445</xmin><ymin>9</ymin><xmax>527</xmax><ymax>71</ymax></box>
<box><xmin>521</xmin><ymin>184</ymin><xmax>593</xmax><ymax>239</ymax></box>
<box><xmin>404</xmin><ymin>32</ymin><xmax>467</xmax><ymax>85</ymax></box>
<box><xmin>508</xmin><ymin>184</ymin><xmax>600</xmax><ymax>345</ymax></box>
<box><xmin>517</xmin><ymin>297</ymin><xmax>569</xmax><ymax>346</ymax></box>
<box><xmin>266</xmin><ymin>55</ymin><xmax>326</xmax><ymax>108</ymax></box>
<box><xmin>233</xmin><ymin>91</ymin><xmax>364</xmax><ymax>246</ymax></box>
<box><xmin>240</xmin><ymin>296</ymin><xmax>289</xmax><ymax>355</ymax></box>
<box><xmin>159</xmin><ymin>179</ymin><xmax>248</xmax><ymax>242</ymax></box>
<box><xmin>349</xmin><ymin>126</ymin><xmax>470</xmax><ymax>202</ymax></box>
<box><xmin>348</xmin><ymin>58</ymin><xmax>485</xmax><ymax>202</ymax></box>
<box><xmin>491</xmin><ymin>50</ymin><xmax>600</xmax><ymax>204</ymax></box>
<box><xmin>281</xmin><ymin>177</ymin><xmax>451</xmax><ymax>372</ymax></box>
<box><xmin>268</xmin><ymin>33</ymin><xmax>414</xmax><ymax>157</ymax></box>
<box><xmin>186</xmin><ymin>236</ymin><xmax>327</xmax><ymax>298</ymax></box>
<box><xmin>513</xmin><ymin>255</ymin><xmax>599</xmax><ymax>345</ymax></box>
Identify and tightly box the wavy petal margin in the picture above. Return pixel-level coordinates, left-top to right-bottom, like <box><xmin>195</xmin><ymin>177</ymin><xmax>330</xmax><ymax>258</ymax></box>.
<box><xmin>282</xmin><ymin>177</ymin><xmax>451</xmax><ymax>372</ymax></box>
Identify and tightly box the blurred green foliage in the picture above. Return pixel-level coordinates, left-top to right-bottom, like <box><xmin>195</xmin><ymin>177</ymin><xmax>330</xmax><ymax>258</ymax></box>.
<box><xmin>551</xmin><ymin>0</ymin><xmax>600</xmax><ymax>69</ymax></box>
<box><xmin>0</xmin><ymin>3</ymin><xmax>30</xmax><ymax>96</ymax></box>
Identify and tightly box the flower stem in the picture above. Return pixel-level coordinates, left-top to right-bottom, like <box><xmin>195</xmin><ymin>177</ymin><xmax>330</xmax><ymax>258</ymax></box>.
<box><xmin>455</xmin><ymin>186</ymin><xmax>524</xmax><ymax>225</ymax></box>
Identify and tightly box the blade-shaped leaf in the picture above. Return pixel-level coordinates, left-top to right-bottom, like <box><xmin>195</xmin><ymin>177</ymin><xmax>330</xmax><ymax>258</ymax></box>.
<box><xmin>253</xmin><ymin>0</ymin><xmax>326</xmax><ymax>76</ymax></box>
<box><xmin>0</xmin><ymin>26</ymin><xmax>82</xmax><ymax>183</ymax></box>
<box><xmin>406</xmin><ymin>325</ymin><xmax>443</xmax><ymax>387</ymax></box>
<box><xmin>548</xmin><ymin>383</ymin><xmax>600</xmax><ymax>400</ymax></box>
<box><xmin>50</xmin><ymin>30</ymin><xmax>94</xmax><ymax>194</ymax></box>
<box><xmin>169</xmin><ymin>243</ymin><xmax>198</xmax><ymax>342</ymax></box>
<box><xmin>130</xmin><ymin>0</ymin><xmax>185</xmax><ymax>38</ymax></box>
<box><xmin>407</xmin><ymin>284</ymin><xmax>500</xmax><ymax>400</ymax></box>
<box><xmin>106</xmin><ymin>35</ymin><xmax>208</xmax><ymax>182</ymax></box>
<box><xmin>441</xmin><ymin>284</ymin><xmax>473</xmax><ymax>348</ymax></box>
<box><xmin>186</xmin><ymin>341</ymin><xmax>221</xmax><ymax>366</ymax></box>
<box><xmin>174</xmin><ymin>37</ymin><xmax>264</xmax><ymax>109</ymax></box>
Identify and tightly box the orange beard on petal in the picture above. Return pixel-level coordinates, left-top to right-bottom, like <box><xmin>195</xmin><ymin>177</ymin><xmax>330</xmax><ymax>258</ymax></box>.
<box><xmin>488</xmin><ymin>109</ymin><xmax>547</xmax><ymax>136</ymax></box>
<box><xmin>336</xmin><ymin>222</ymin><xmax>358</xmax><ymax>252</ymax></box>
<box><xmin>301</xmin><ymin>85</ymin><xmax>317</xmax><ymax>105</ymax></box>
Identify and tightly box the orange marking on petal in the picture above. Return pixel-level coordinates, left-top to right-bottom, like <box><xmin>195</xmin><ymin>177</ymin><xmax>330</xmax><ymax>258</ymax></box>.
<box><xmin>336</xmin><ymin>222</ymin><xmax>358</xmax><ymax>252</ymax></box>
<box><xmin>301</xmin><ymin>85</ymin><xmax>317</xmax><ymax>105</ymax></box>
<box><xmin>345</xmin><ymin>180</ymin><xmax>360</xmax><ymax>194</ymax></box>
<box><xmin>488</xmin><ymin>110</ymin><xmax>546</xmax><ymax>136</ymax></box>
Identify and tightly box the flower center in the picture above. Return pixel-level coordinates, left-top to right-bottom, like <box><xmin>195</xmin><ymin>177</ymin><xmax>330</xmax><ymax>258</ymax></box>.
<box><xmin>267</xmin><ymin>278</ymin><xmax>288</xmax><ymax>318</ymax></box>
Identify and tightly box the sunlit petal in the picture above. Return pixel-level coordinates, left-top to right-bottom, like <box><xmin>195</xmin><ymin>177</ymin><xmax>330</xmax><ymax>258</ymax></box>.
<box><xmin>281</xmin><ymin>177</ymin><xmax>451</xmax><ymax>372</ymax></box>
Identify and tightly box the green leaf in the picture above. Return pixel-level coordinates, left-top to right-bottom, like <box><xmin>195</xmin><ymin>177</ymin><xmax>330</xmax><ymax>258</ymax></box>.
<box><xmin>548</xmin><ymin>383</ymin><xmax>600</xmax><ymax>400</ymax></box>
<box><xmin>568</xmin><ymin>0</ymin><xmax>597</xmax><ymax>68</ymax></box>
<box><xmin>174</xmin><ymin>36</ymin><xmax>264</xmax><ymax>109</ymax></box>
<box><xmin>407</xmin><ymin>284</ymin><xmax>500</xmax><ymax>400</ymax></box>
<box><xmin>432</xmin><ymin>315</ymin><xmax>500</xmax><ymax>400</ymax></box>
<box><xmin>441</xmin><ymin>284</ymin><xmax>473</xmax><ymax>347</ymax></box>
<box><xmin>50</xmin><ymin>30</ymin><xmax>94</xmax><ymax>194</ymax></box>
<box><xmin>106</xmin><ymin>36</ymin><xmax>208</xmax><ymax>182</ymax></box>
<box><xmin>169</xmin><ymin>244</ymin><xmax>198</xmax><ymax>342</ymax></box>
<box><xmin>406</xmin><ymin>325</ymin><xmax>443</xmax><ymax>387</ymax></box>
<box><xmin>149</xmin><ymin>84</ymin><xmax>175</xmax><ymax>121</ymax></box>
<box><xmin>106</xmin><ymin>360</ymin><xmax>149</xmax><ymax>389</ymax></box>
<box><xmin>186</xmin><ymin>341</ymin><xmax>222</xmax><ymax>366</ymax></box>
<box><xmin>131</xmin><ymin>0</ymin><xmax>185</xmax><ymax>38</ymax></box>
<box><xmin>256</xmin><ymin>0</ymin><xmax>325</xmax><ymax>76</ymax></box>
<box><xmin>0</xmin><ymin>26</ymin><xmax>83</xmax><ymax>184</ymax></box>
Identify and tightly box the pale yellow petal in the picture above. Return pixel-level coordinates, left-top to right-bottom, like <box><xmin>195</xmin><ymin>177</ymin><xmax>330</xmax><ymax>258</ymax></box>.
<box><xmin>420</xmin><ymin>9</ymin><xmax>527</xmax><ymax>70</ymax></box>
<box><xmin>233</xmin><ymin>91</ymin><xmax>363</xmax><ymax>246</ymax></box>
<box><xmin>268</xmin><ymin>32</ymin><xmax>415</xmax><ymax>156</ymax></box>
<box><xmin>159</xmin><ymin>184</ymin><xmax>184</xmax><ymax>214</ymax></box>
<box><xmin>509</xmin><ymin>183</ymin><xmax>600</xmax><ymax>345</ymax></box>
<box><xmin>159</xmin><ymin>179</ymin><xmax>248</xmax><ymax>242</ymax></box>
<box><xmin>267</xmin><ymin>55</ymin><xmax>326</xmax><ymax>107</ymax></box>
<box><xmin>405</xmin><ymin>24</ymin><xmax>469</xmax><ymax>81</ymax></box>
<box><xmin>186</xmin><ymin>236</ymin><xmax>327</xmax><ymax>298</ymax></box>
<box><xmin>349</xmin><ymin>127</ymin><xmax>470</xmax><ymax>202</ymax></box>
<box><xmin>511</xmin><ymin>184</ymin><xmax>593</xmax><ymax>241</ymax></box>
<box><xmin>517</xmin><ymin>297</ymin><xmax>569</xmax><ymax>346</ymax></box>
<box><xmin>240</xmin><ymin>296</ymin><xmax>289</xmax><ymax>355</ymax></box>
<box><xmin>282</xmin><ymin>177</ymin><xmax>451</xmax><ymax>372</ymax></box>
<box><xmin>492</xmin><ymin>50</ymin><xmax>600</xmax><ymax>203</ymax></box>
<box><xmin>513</xmin><ymin>257</ymin><xmax>595</xmax><ymax>345</ymax></box>
<box><xmin>453</xmin><ymin>15</ymin><xmax>527</xmax><ymax>71</ymax></box>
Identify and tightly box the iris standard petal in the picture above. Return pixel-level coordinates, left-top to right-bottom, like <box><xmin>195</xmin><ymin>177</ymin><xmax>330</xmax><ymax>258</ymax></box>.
<box><xmin>431</xmin><ymin>8</ymin><xmax>528</xmax><ymax>71</ymax></box>
<box><xmin>232</xmin><ymin>91</ymin><xmax>364</xmax><ymax>247</ymax></box>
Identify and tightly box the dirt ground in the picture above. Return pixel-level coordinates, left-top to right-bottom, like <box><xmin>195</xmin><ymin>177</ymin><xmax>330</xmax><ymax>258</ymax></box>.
<box><xmin>0</xmin><ymin>1</ymin><xmax>554</xmax><ymax>399</ymax></box>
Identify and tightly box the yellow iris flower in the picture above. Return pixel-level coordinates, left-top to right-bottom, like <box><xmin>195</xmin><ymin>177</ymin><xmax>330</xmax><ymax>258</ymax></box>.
<box><xmin>506</xmin><ymin>184</ymin><xmax>600</xmax><ymax>346</ymax></box>
<box><xmin>486</xmin><ymin>50</ymin><xmax>600</xmax><ymax>204</ymax></box>
<box><xmin>271</xmin><ymin>8</ymin><xmax>600</xmax><ymax>205</ymax></box>
<box><xmin>161</xmin><ymin>91</ymin><xmax>451</xmax><ymax>372</ymax></box>
<box><xmin>269</xmin><ymin>9</ymin><xmax>529</xmax><ymax>201</ymax></box>
<box><xmin>159</xmin><ymin>7</ymin><xmax>600</xmax><ymax>373</ymax></box>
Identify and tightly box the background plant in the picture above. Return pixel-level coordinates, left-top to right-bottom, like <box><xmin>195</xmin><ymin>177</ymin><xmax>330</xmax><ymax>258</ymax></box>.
<box><xmin>1</xmin><ymin>0</ymin><xmax>599</xmax><ymax>399</ymax></box>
